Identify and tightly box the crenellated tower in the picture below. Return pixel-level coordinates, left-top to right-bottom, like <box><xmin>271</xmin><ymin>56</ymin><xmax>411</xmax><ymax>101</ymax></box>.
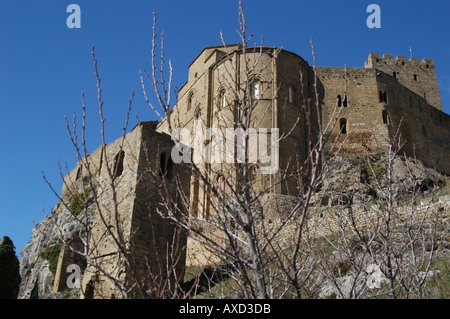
<box><xmin>365</xmin><ymin>53</ymin><xmax>442</xmax><ymax>111</ymax></box>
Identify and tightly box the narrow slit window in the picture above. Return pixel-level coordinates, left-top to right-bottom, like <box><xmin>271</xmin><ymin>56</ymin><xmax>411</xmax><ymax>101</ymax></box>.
<box><xmin>192</xmin><ymin>174</ymin><xmax>200</xmax><ymax>218</ymax></box>
<box><xmin>187</xmin><ymin>93</ymin><xmax>194</xmax><ymax>112</ymax></box>
<box><xmin>382</xmin><ymin>110</ymin><xmax>390</xmax><ymax>125</ymax></box>
<box><xmin>76</xmin><ymin>166</ymin><xmax>82</xmax><ymax>181</ymax></box>
<box><xmin>159</xmin><ymin>153</ymin><xmax>166</xmax><ymax>177</ymax></box>
<box><xmin>218</xmin><ymin>89</ymin><xmax>227</xmax><ymax>109</ymax></box>
<box><xmin>422</xmin><ymin>125</ymin><xmax>427</xmax><ymax>137</ymax></box>
<box><xmin>166</xmin><ymin>157</ymin><xmax>174</xmax><ymax>181</ymax></box>
<box><xmin>414</xmin><ymin>74</ymin><xmax>418</xmax><ymax>81</ymax></box>
<box><xmin>253</xmin><ymin>81</ymin><xmax>260</xmax><ymax>99</ymax></box>
<box><xmin>340</xmin><ymin>118</ymin><xmax>348</xmax><ymax>135</ymax></box>
<box><xmin>288</xmin><ymin>85</ymin><xmax>297</xmax><ymax>104</ymax></box>
<box><xmin>337</xmin><ymin>95</ymin><xmax>342</xmax><ymax>108</ymax></box>
<box><xmin>113</xmin><ymin>151</ymin><xmax>125</xmax><ymax>179</ymax></box>
<box><xmin>379</xmin><ymin>91</ymin><xmax>388</xmax><ymax>103</ymax></box>
<box><xmin>343</xmin><ymin>95</ymin><xmax>348</xmax><ymax>108</ymax></box>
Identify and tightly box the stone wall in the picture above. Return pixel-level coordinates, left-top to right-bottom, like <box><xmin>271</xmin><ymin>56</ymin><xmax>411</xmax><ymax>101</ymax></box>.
<box><xmin>20</xmin><ymin>46</ymin><xmax>450</xmax><ymax>298</ymax></box>
<box><xmin>318</xmin><ymin>53</ymin><xmax>450</xmax><ymax>176</ymax></box>
<box><xmin>318</xmin><ymin>67</ymin><xmax>391</xmax><ymax>156</ymax></box>
<box><xmin>381</xmin><ymin>72</ymin><xmax>450</xmax><ymax>175</ymax></box>
<box><xmin>51</xmin><ymin>122</ymin><xmax>190</xmax><ymax>298</ymax></box>
<box><xmin>365</xmin><ymin>53</ymin><xmax>442</xmax><ymax>110</ymax></box>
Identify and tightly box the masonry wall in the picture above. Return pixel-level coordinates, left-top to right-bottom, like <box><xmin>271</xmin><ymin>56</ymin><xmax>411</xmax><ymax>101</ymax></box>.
<box><xmin>365</xmin><ymin>53</ymin><xmax>442</xmax><ymax>111</ymax></box>
<box><xmin>129</xmin><ymin>124</ymin><xmax>190</xmax><ymax>297</ymax></box>
<box><xmin>160</xmin><ymin>45</ymin><xmax>309</xmax><ymax>218</ymax></box>
<box><xmin>56</xmin><ymin>122</ymin><xmax>189</xmax><ymax>299</ymax></box>
<box><xmin>161</xmin><ymin>46</ymin><xmax>450</xmax><ymax>224</ymax></box>
<box><xmin>317</xmin><ymin>67</ymin><xmax>390</xmax><ymax>157</ymax></box>
<box><xmin>317</xmin><ymin>55</ymin><xmax>450</xmax><ymax>175</ymax></box>
<box><xmin>276</xmin><ymin>51</ymin><xmax>311</xmax><ymax>194</ymax></box>
<box><xmin>379</xmin><ymin>73</ymin><xmax>450</xmax><ymax>175</ymax></box>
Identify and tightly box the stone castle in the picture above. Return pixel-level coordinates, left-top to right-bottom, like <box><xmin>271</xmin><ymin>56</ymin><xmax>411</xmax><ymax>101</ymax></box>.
<box><xmin>20</xmin><ymin>44</ymin><xmax>450</xmax><ymax>298</ymax></box>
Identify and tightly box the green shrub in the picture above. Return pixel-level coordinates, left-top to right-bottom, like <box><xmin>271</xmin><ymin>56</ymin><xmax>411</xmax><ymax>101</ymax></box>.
<box><xmin>362</xmin><ymin>163</ymin><xmax>387</xmax><ymax>189</ymax></box>
<box><xmin>40</xmin><ymin>244</ymin><xmax>61</xmax><ymax>275</ymax></box>
<box><xmin>70</xmin><ymin>187</ymin><xmax>92</xmax><ymax>216</ymax></box>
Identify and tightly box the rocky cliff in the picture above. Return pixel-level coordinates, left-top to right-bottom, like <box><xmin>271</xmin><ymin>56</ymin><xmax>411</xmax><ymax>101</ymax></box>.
<box><xmin>19</xmin><ymin>155</ymin><xmax>450</xmax><ymax>299</ymax></box>
<box><xmin>19</xmin><ymin>203</ymin><xmax>86</xmax><ymax>299</ymax></box>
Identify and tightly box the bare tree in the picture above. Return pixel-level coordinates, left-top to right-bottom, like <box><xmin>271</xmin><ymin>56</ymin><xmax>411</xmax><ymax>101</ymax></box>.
<box><xmin>139</xmin><ymin>0</ymin><xmax>341</xmax><ymax>299</ymax></box>
<box><xmin>42</xmin><ymin>0</ymin><xmax>448</xmax><ymax>300</ymax></box>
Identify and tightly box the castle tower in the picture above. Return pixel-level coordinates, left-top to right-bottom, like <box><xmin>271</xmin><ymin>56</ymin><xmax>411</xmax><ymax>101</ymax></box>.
<box><xmin>158</xmin><ymin>45</ymin><xmax>316</xmax><ymax>220</ymax></box>
<box><xmin>53</xmin><ymin>122</ymin><xmax>190</xmax><ymax>298</ymax></box>
<box><xmin>365</xmin><ymin>53</ymin><xmax>442</xmax><ymax>111</ymax></box>
<box><xmin>19</xmin><ymin>47</ymin><xmax>450</xmax><ymax>297</ymax></box>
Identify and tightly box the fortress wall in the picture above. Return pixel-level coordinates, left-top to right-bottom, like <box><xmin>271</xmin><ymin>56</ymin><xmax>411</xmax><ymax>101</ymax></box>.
<box><xmin>365</xmin><ymin>53</ymin><xmax>442</xmax><ymax>111</ymax></box>
<box><xmin>380</xmin><ymin>73</ymin><xmax>450</xmax><ymax>175</ymax></box>
<box><xmin>317</xmin><ymin>67</ymin><xmax>389</xmax><ymax>157</ymax></box>
<box><xmin>128</xmin><ymin>124</ymin><xmax>190</xmax><ymax>297</ymax></box>
<box><xmin>276</xmin><ymin>51</ymin><xmax>311</xmax><ymax>194</ymax></box>
<box><xmin>50</xmin><ymin>48</ymin><xmax>450</xmax><ymax>296</ymax></box>
<box><xmin>59</xmin><ymin>122</ymin><xmax>189</xmax><ymax>298</ymax></box>
<box><xmin>79</xmin><ymin>124</ymin><xmax>143</xmax><ymax>298</ymax></box>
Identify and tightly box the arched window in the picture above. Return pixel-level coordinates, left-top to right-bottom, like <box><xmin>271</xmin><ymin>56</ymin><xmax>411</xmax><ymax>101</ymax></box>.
<box><xmin>252</xmin><ymin>80</ymin><xmax>260</xmax><ymax>99</ymax></box>
<box><xmin>113</xmin><ymin>150</ymin><xmax>125</xmax><ymax>178</ymax></box>
<box><xmin>288</xmin><ymin>85</ymin><xmax>297</xmax><ymax>104</ymax></box>
<box><xmin>218</xmin><ymin>89</ymin><xmax>227</xmax><ymax>109</ymax></box>
<box><xmin>159</xmin><ymin>153</ymin><xmax>174</xmax><ymax>180</ymax></box>
<box><xmin>187</xmin><ymin>92</ymin><xmax>194</xmax><ymax>112</ymax></box>
<box><xmin>337</xmin><ymin>95</ymin><xmax>342</xmax><ymax>108</ymax></box>
<box><xmin>84</xmin><ymin>281</ymin><xmax>95</xmax><ymax>299</ymax></box>
<box><xmin>379</xmin><ymin>91</ymin><xmax>388</xmax><ymax>103</ymax></box>
<box><xmin>340</xmin><ymin>118</ymin><xmax>348</xmax><ymax>135</ymax></box>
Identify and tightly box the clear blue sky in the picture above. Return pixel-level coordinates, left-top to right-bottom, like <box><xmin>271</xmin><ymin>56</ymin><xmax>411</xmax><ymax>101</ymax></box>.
<box><xmin>1</xmin><ymin>0</ymin><xmax>450</xmax><ymax>255</ymax></box>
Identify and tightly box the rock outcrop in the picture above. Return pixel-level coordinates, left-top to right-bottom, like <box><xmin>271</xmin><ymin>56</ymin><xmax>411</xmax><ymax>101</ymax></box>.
<box><xmin>19</xmin><ymin>204</ymin><xmax>85</xmax><ymax>299</ymax></box>
<box><xmin>19</xmin><ymin>154</ymin><xmax>449</xmax><ymax>298</ymax></box>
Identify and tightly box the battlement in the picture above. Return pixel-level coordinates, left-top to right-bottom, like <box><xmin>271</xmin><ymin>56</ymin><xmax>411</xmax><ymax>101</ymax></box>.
<box><xmin>365</xmin><ymin>52</ymin><xmax>435</xmax><ymax>69</ymax></box>
<box><xmin>363</xmin><ymin>52</ymin><xmax>441</xmax><ymax>111</ymax></box>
